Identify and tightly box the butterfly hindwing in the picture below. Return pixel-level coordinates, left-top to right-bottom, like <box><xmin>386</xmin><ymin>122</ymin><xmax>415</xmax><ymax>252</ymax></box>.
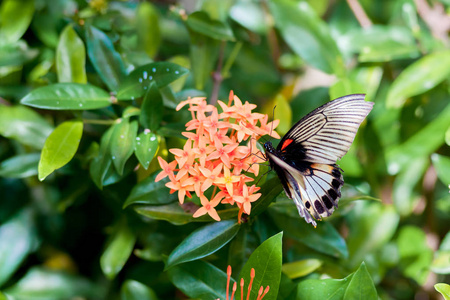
<box><xmin>264</xmin><ymin>94</ymin><xmax>373</xmax><ymax>226</ymax></box>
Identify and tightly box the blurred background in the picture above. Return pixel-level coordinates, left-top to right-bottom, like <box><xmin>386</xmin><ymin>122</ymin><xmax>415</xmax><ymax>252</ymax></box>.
<box><xmin>0</xmin><ymin>0</ymin><xmax>449</xmax><ymax>299</ymax></box>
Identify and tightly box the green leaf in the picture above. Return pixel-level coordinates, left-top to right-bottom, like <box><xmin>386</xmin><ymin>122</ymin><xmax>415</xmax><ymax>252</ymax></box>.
<box><xmin>0</xmin><ymin>153</ymin><xmax>40</xmax><ymax>178</ymax></box>
<box><xmin>186</xmin><ymin>11</ymin><xmax>235</xmax><ymax>41</ymax></box>
<box><xmin>346</xmin><ymin>25</ymin><xmax>420</xmax><ymax>62</ymax></box>
<box><xmin>20</xmin><ymin>83</ymin><xmax>112</xmax><ymax>110</ymax></box>
<box><xmin>346</xmin><ymin>202</ymin><xmax>399</xmax><ymax>269</ymax></box>
<box><xmin>431</xmin><ymin>232</ymin><xmax>450</xmax><ymax>274</ymax></box>
<box><xmin>0</xmin><ymin>209</ymin><xmax>38</xmax><ymax>286</ymax></box>
<box><xmin>343</xmin><ymin>262</ymin><xmax>378</xmax><ymax>300</ymax></box>
<box><xmin>100</xmin><ymin>223</ymin><xmax>136</xmax><ymax>280</ymax></box>
<box><xmin>392</xmin><ymin>157</ymin><xmax>429</xmax><ymax>216</ymax></box>
<box><xmin>136</xmin><ymin>2</ymin><xmax>161</xmax><ymax>58</ymax></box>
<box><xmin>123</xmin><ymin>173</ymin><xmax>177</xmax><ymax>208</ymax></box>
<box><xmin>282</xmin><ymin>259</ymin><xmax>323</xmax><ymax>279</ymax></box>
<box><xmin>386</xmin><ymin>104</ymin><xmax>450</xmax><ymax>174</ymax></box>
<box><xmin>167</xmin><ymin>260</ymin><xmax>234</xmax><ymax>300</ymax></box>
<box><xmin>4</xmin><ymin>267</ymin><xmax>100</xmax><ymax>299</ymax></box>
<box><xmin>230</xmin><ymin>1</ymin><xmax>268</xmax><ymax>34</ymax></box>
<box><xmin>110</xmin><ymin>119</ymin><xmax>138</xmax><ymax>175</ymax></box>
<box><xmin>269</xmin><ymin>0</ymin><xmax>344</xmax><ymax>75</ymax></box>
<box><xmin>432</xmin><ymin>154</ymin><xmax>450</xmax><ymax>186</ymax></box>
<box><xmin>0</xmin><ymin>105</ymin><xmax>53</xmax><ymax>149</ymax></box>
<box><xmin>38</xmin><ymin>120</ymin><xmax>83</xmax><ymax>181</ymax></box>
<box><xmin>435</xmin><ymin>283</ymin><xmax>450</xmax><ymax>300</ymax></box>
<box><xmin>85</xmin><ymin>25</ymin><xmax>126</xmax><ymax>92</ymax></box>
<box><xmin>166</xmin><ymin>220</ymin><xmax>240</xmax><ymax>269</ymax></box>
<box><xmin>269</xmin><ymin>201</ymin><xmax>348</xmax><ymax>258</ymax></box>
<box><xmin>189</xmin><ymin>30</ymin><xmax>220</xmax><ymax>90</ymax></box>
<box><xmin>56</xmin><ymin>24</ymin><xmax>87</xmax><ymax>83</ymax></box>
<box><xmin>117</xmin><ymin>62</ymin><xmax>189</xmax><ymax>100</ymax></box>
<box><xmin>0</xmin><ymin>0</ymin><xmax>34</xmax><ymax>46</ymax></box>
<box><xmin>329</xmin><ymin>78</ymin><xmax>365</xmax><ymax>100</ymax></box>
<box><xmin>90</xmin><ymin>127</ymin><xmax>114</xmax><ymax>189</ymax></box>
<box><xmin>134</xmin><ymin>131</ymin><xmax>159</xmax><ymax>169</ymax></box>
<box><xmin>386</xmin><ymin>51</ymin><xmax>450</xmax><ymax>108</ymax></box>
<box><xmin>139</xmin><ymin>82</ymin><xmax>163</xmax><ymax>131</ymax></box>
<box><xmin>297</xmin><ymin>262</ymin><xmax>377</xmax><ymax>300</ymax></box>
<box><xmin>134</xmin><ymin>202</ymin><xmax>239</xmax><ymax>225</ymax></box>
<box><xmin>0</xmin><ymin>40</ymin><xmax>38</xmax><ymax>67</ymax></box>
<box><xmin>235</xmin><ymin>232</ymin><xmax>283</xmax><ymax>300</ymax></box>
<box><xmin>120</xmin><ymin>280</ymin><xmax>158</xmax><ymax>300</ymax></box>
<box><xmin>249</xmin><ymin>177</ymin><xmax>283</xmax><ymax>217</ymax></box>
<box><xmin>397</xmin><ymin>226</ymin><xmax>433</xmax><ymax>284</ymax></box>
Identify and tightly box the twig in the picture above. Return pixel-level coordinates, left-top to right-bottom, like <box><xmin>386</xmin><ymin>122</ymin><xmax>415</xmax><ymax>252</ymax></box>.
<box><xmin>210</xmin><ymin>41</ymin><xmax>226</xmax><ymax>106</ymax></box>
<box><xmin>415</xmin><ymin>0</ymin><xmax>450</xmax><ymax>44</ymax></box>
<box><xmin>83</xmin><ymin>119</ymin><xmax>115</xmax><ymax>125</ymax></box>
<box><xmin>346</xmin><ymin>0</ymin><xmax>372</xmax><ymax>28</ymax></box>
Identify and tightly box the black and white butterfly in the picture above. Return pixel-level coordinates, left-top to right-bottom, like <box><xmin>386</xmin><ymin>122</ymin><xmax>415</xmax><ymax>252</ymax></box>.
<box><xmin>263</xmin><ymin>94</ymin><xmax>373</xmax><ymax>226</ymax></box>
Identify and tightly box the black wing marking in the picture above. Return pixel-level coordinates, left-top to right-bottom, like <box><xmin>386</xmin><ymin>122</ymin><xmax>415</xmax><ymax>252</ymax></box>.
<box><xmin>278</xmin><ymin>94</ymin><xmax>373</xmax><ymax>165</ymax></box>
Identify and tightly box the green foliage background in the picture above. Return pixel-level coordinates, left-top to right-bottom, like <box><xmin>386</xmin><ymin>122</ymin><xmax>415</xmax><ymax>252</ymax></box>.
<box><xmin>0</xmin><ymin>0</ymin><xmax>449</xmax><ymax>299</ymax></box>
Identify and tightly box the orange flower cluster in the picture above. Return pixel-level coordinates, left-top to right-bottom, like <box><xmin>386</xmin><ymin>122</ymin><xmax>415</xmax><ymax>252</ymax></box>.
<box><xmin>219</xmin><ymin>265</ymin><xmax>270</xmax><ymax>300</ymax></box>
<box><xmin>155</xmin><ymin>92</ymin><xmax>279</xmax><ymax>221</ymax></box>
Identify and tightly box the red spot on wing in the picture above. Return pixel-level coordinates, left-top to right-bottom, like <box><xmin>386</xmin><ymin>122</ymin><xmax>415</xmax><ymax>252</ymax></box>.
<box><xmin>281</xmin><ymin>138</ymin><xmax>294</xmax><ymax>150</ymax></box>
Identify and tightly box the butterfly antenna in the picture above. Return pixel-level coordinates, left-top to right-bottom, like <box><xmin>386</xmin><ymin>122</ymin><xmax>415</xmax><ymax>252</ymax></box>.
<box><xmin>269</xmin><ymin>105</ymin><xmax>277</xmax><ymax>141</ymax></box>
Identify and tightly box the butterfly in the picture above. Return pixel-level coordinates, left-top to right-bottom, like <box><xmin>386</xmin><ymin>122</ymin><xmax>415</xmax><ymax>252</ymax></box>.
<box><xmin>263</xmin><ymin>94</ymin><xmax>374</xmax><ymax>226</ymax></box>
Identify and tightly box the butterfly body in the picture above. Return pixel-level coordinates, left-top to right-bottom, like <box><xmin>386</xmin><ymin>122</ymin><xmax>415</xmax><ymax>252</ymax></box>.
<box><xmin>264</xmin><ymin>94</ymin><xmax>373</xmax><ymax>226</ymax></box>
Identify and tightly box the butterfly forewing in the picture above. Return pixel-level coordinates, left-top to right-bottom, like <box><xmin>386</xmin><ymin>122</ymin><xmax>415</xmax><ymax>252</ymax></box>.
<box><xmin>264</xmin><ymin>94</ymin><xmax>373</xmax><ymax>226</ymax></box>
<box><xmin>279</xmin><ymin>94</ymin><xmax>374</xmax><ymax>165</ymax></box>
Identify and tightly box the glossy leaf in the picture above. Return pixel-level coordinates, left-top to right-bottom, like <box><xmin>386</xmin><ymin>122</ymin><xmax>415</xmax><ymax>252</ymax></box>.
<box><xmin>0</xmin><ymin>105</ymin><xmax>53</xmax><ymax>149</ymax></box>
<box><xmin>235</xmin><ymin>232</ymin><xmax>283</xmax><ymax>300</ymax></box>
<box><xmin>431</xmin><ymin>154</ymin><xmax>450</xmax><ymax>186</ymax></box>
<box><xmin>397</xmin><ymin>226</ymin><xmax>433</xmax><ymax>284</ymax></box>
<box><xmin>0</xmin><ymin>153</ymin><xmax>40</xmax><ymax>178</ymax></box>
<box><xmin>297</xmin><ymin>262</ymin><xmax>377</xmax><ymax>300</ymax></box>
<box><xmin>90</xmin><ymin>127</ymin><xmax>114</xmax><ymax>189</ymax></box>
<box><xmin>140</xmin><ymin>82</ymin><xmax>163</xmax><ymax>131</ymax></box>
<box><xmin>117</xmin><ymin>62</ymin><xmax>189</xmax><ymax>100</ymax></box>
<box><xmin>346</xmin><ymin>25</ymin><xmax>420</xmax><ymax>62</ymax></box>
<box><xmin>0</xmin><ymin>209</ymin><xmax>38</xmax><ymax>286</ymax></box>
<box><xmin>110</xmin><ymin>119</ymin><xmax>138</xmax><ymax>175</ymax></box>
<box><xmin>100</xmin><ymin>224</ymin><xmax>136</xmax><ymax>280</ymax></box>
<box><xmin>186</xmin><ymin>11</ymin><xmax>235</xmax><ymax>41</ymax></box>
<box><xmin>134</xmin><ymin>131</ymin><xmax>159</xmax><ymax>169</ymax></box>
<box><xmin>56</xmin><ymin>25</ymin><xmax>87</xmax><ymax>83</ymax></box>
<box><xmin>269</xmin><ymin>201</ymin><xmax>348</xmax><ymax>258</ymax></box>
<box><xmin>123</xmin><ymin>172</ymin><xmax>177</xmax><ymax>207</ymax></box>
<box><xmin>230</xmin><ymin>1</ymin><xmax>268</xmax><ymax>34</ymax></box>
<box><xmin>249</xmin><ymin>177</ymin><xmax>283</xmax><ymax>217</ymax></box>
<box><xmin>38</xmin><ymin>120</ymin><xmax>83</xmax><ymax>181</ymax></box>
<box><xmin>386</xmin><ymin>51</ymin><xmax>450</xmax><ymax>108</ymax></box>
<box><xmin>435</xmin><ymin>283</ymin><xmax>450</xmax><ymax>300</ymax></box>
<box><xmin>0</xmin><ymin>40</ymin><xmax>38</xmax><ymax>67</ymax></box>
<box><xmin>189</xmin><ymin>30</ymin><xmax>220</xmax><ymax>90</ymax></box>
<box><xmin>0</xmin><ymin>0</ymin><xmax>34</xmax><ymax>46</ymax></box>
<box><xmin>269</xmin><ymin>0</ymin><xmax>344</xmax><ymax>75</ymax></box>
<box><xmin>431</xmin><ymin>230</ymin><xmax>450</xmax><ymax>274</ymax></box>
<box><xmin>392</xmin><ymin>157</ymin><xmax>429</xmax><ymax>216</ymax></box>
<box><xmin>121</xmin><ymin>280</ymin><xmax>158</xmax><ymax>300</ymax></box>
<box><xmin>386</xmin><ymin>104</ymin><xmax>450</xmax><ymax>174</ymax></box>
<box><xmin>136</xmin><ymin>2</ymin><xmax>161</xmax><ymax>58</ymax></box>
<box><xmin>134</xmin><ymin>203</ymin><xmax>239</xmax><ymax>225</ymax></box>
<box><xmin>168</xmin><ymin>260</ymin><xmax>234</xmax><ymax>300</ymax></box>
<box><xmin>282</xmin><ymin>259</ymin><xmax>322</xmax><ymax>279</ymax></box>
<box><xmin>4</xmin><ymin>267</ymin><xmax>100</xmax><ymax>299</ymax></box>
<box><xmin>166</xmin><ymin>220</ymin><xmax>240</xmax><ymax>269</ymax></box>
<box><xmin>85</xmin><ymin>25</ymin><xmax>126</xmax><ymax>92</ymax></box>
<box><xmin>20</xmin><ymin>83</ymin><xmax>112</xmax><ymax>110</ymax></box>
<box><xmin>346</xmin><ymin>202</ymin><xmax>399</xmax><ymax>269</ymax></box>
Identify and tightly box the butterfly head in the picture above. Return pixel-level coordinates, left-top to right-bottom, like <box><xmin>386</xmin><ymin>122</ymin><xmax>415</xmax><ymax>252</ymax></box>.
<box><xmin>263</xmin><ymin>141</ymin><xmax>275</xmax><ymax>153</ymax></box>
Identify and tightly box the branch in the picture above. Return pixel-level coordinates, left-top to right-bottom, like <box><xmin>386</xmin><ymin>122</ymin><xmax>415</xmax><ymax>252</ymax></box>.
<box><xmin>346</xmin><ymin>0</ymin><xmax>372</xmax><ymax>28</ymax></box>
<box><xmin>415</xmin><ymin>0</ymin><xmax>450</xmax><ymax>44</ymax></box>
<box><xmin>210</xmin><ymin>41</ymin><xmax>226</xmax><ymax>106</ymax></box>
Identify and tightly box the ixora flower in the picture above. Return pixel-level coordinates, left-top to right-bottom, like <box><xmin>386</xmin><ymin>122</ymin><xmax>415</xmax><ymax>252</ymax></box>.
<box><xmin>155</xmin><ymin>92</ymin><xmax>279</xmax><ymax>222</ymax></box>
<box><xmin>219</xmin><ymin>265</ymin><xmax>270</xmax><ymax>300</ymax></box>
